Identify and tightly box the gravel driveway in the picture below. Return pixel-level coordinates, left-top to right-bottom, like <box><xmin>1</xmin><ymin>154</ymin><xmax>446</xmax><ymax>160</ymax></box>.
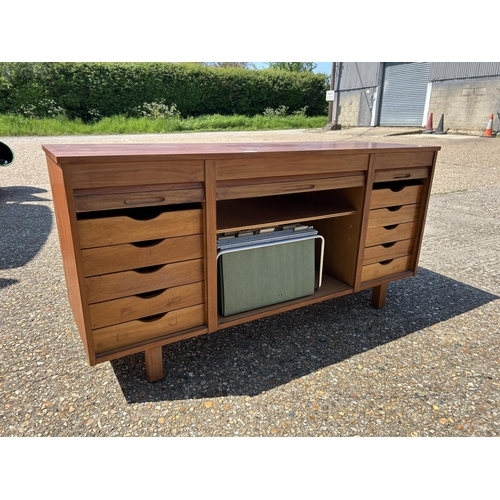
<box><xmin>1</xmin><ymin>127</ymin><xmax>499</xmax><ymax>440</ymax></box>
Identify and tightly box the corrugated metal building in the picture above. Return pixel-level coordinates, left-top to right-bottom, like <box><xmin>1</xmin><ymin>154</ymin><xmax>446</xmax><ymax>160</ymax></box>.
<box><xmin>330</xmin><ymin>62</ymin><xmax>500</xmax><ymax>132</ymax></box>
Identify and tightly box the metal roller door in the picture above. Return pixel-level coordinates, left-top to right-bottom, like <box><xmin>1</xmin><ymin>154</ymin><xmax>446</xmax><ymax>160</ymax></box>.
<box><xmin>379</xmin><ymin>62</ymin><xmax>430</xmax><ymax>126</ymax></box>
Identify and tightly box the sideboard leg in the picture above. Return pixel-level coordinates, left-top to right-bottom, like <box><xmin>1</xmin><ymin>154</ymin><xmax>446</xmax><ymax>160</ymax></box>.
<box><xmin>145</xmin><ymin>346</ymin><xmax>164</xmax><ymax>382</ymax></box>
<box><xmin>371</xmin><ymin>283</ymin><xmax>388</xmax><ymax>309</ymax></box>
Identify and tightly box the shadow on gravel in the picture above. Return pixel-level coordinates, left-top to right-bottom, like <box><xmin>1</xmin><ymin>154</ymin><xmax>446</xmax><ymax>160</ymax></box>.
<box><xmin>0</xmin><ymin>186</ymin><xmax>53</xmax><ymax>289</ymax></box>
<box><xmin>112</xmin><ymin>268</ymin><xmax>499</xmax><ymax>403</ymax></box>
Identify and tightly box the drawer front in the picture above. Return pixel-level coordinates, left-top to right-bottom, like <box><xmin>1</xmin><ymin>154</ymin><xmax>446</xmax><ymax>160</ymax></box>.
<box><xmin>367</xmin><ymin>204</ymin><xmax>420</xmax><ymax>229</ymax></box>
<box><xmin>216</xmin><ymin>154</ymin><xmax>369</xmax><ymax>181</ymax></box>
<box><xmin>74</xmin><ymin>187</ymin><xmax>204</xmax><ymax>212</ymax></box>
<box><xmin>70</xmin><ymin>160</ymin><xmax>205</xmax><ymax>190</ymax></box>
<box><xmin>92</xmin><ymin>304</ymin><xmax>206</xmax><ymax>354</ymax></box>
<box><xmin>365</xmin><ymin>222</ymin><xmax>418</xmax><ymax>247</ymax></box>
<box><xmin>81</xmin><ymin>234</ymin><xmax>204</xmax><ymax>277</ymax></box>
<box><xmin>77</xmin><ymin>207</ymin><xmax>202</xmax><ymax>248</ymax></box>
<box><xmin>363</xmin><ymin>239</ymin><xmax>414</xmax><ymax>266</ymax></box>
<box><xmin>372</xmin><ymin>151</ymin><xmax>434</xmax><ymax>170</ymax></box>
<box><xmin>374</xmin><ymin>167</ymin><xmax>429</xmax><ymax>183</ymax></box>
<box><xmin>370</xmin><ymin>184</ymin><xmax>423</xmax><ymax>209</ymax></box>
<box><xmin>361</xmin><ymin>255</ymin><xmax>413</xmax><ymax>283</ymax></box>
<box><xmin>85</xmin><ymin>258</ymin><xmax>204</xmax><ymax>303</ymax></box>
<box><xmin>89</xmin><ymin>281</ymin><xmax>205</xmax><ymax>329</ymax></box>
<box><xmin>216</xmin><ymin>174</ymin><xmax>365</xmax><ymax>200</ymax></box>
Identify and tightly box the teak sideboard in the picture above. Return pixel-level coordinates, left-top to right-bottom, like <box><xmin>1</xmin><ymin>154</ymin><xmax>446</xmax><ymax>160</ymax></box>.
<box><xmin>42</xmin><ymin>141</ymin><xmax>440</xmax><ymax>382</ymax></box>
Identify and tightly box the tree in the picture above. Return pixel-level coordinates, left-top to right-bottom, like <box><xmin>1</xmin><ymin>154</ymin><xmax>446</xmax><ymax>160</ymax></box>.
<box><xmin>267</xmin><ymin>62</ymin><xmax>317</xmax><ymax>72</ymax></box>
<box><xmin>202</xmin><ymin>62</ymin><xmax>255</xmax><ymax>69</ymax></box>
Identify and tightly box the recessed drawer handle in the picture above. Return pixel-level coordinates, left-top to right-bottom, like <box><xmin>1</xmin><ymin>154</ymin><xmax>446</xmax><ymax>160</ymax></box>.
<box><xmin>392</xmin><ymin>174</ymin><xmax>411</xmax><ymax>179</ymax></box>
<box><xmin>380</xmin><ymin>259</ymin><xmax>394</xmax><ymax>266</ymax></box>
<box><xmin>134</xmin><ymin>265</ymin><xmax>164</xmax><ymax>274</ymax></box>
<box><xmin>131</xmin><ymin>239</ymin><xmax>163</xmax><ymax>248</ymax></box>
<box><xmin>282</xmin><ymin>184</ymin><xmax>315</xmax><ymax>192</ymax></box>
<box><xmin>139</xmin><ymin>312</ymin><xmax>167</xmax><ymax>323</ymax></box>
<box><xmin>383</xmin><ymin>224</ymin><xmax>399</xmax><ymax>230</ymax></box>
<box><xmin>136</xmin><ymin>289</ymin><xmax>166</xmax><ymax>299</ymax></box>
<box><xmin>124</xmin><ymin>197</ymin><xmax>166</xmax><ymax>205</ymax></box>
<box><xmin>387</xmin><ymin>205</ymin><xmax>402</xmax><ymax>212</ymax></box>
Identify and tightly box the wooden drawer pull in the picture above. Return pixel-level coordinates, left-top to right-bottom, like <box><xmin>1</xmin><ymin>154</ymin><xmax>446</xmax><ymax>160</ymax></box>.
<box><xmin>392</xmin><ymin>174</ymin><xmax>411</xmax><ymax>179</ymax></box>
<box><xmin>380</xmin><ymin>259</ymin><xmax>395</xmax><ymax>266</ymax></box>
<box><xmin>387</xmin><ymin>205</ymin><xmax>402</xmax><ymax>212</ymax></box>
<box><xmin>134</xmin><ymin>265</ymin><xmax>164</xmax><ymax>274</ymax></box>
<box><xmin>382</xmin><ymin>242</ymin><xmax>396</xmax><ymax>248</ymax></box>
<box><xmin>127</xmin><ymin>210</ymin><xmax>163</xmax><ymax>221</ymax></box>
<box><xmin>281</xmin><ymin>184</ymin><xmax>315</xmax><ymax>192</ymax></box>
<box><xmin>131</xmin><ymin>239</ymin><xmax>163</xmax><ymax>248</ymax></box>
<box><xmin>139</xmin><ymin>313</ymin><xmax>166</xmax><ymax>323</ymax></box>
<box><xmin>124</xmin><ymin>197</ymin><xmax>166</xmax><ymax>205</ymax></box>
<box><xmin>136</xmin><ymin>289</ymin><xmax>166</xmax><ymax>299</ymax></box>
<box><xmin>383</xmin><ymin>224</ymin><xmax>399</xmax><ymax>230</ymax></box>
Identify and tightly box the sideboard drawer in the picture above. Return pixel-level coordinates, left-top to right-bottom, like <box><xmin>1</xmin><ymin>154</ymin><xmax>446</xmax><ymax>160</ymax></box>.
<box><xmin>217</xmin><ymin>174</ymin><xmax>365</xmax><ymax>200</ymax></box>
<box><xmin>85</xmin><ymin>259</ymin><xmax>204</xmax><ymax>303</ymax></box>
<box><xmin>77</xmin><ymin>207</ymin><xmax>202</xmax><ymax>248</ymax></box>
<box><xmin>361</xmin><ymin>255</ymin><xmax>413</xmax><ymax>283</ymax></box>
<box><xmin>81</xmin><ymin>234</ymin><xmax>204</xmax><ymax>277</ymax></box>
<box><xmin>363</xmin><ymin>239</ymin><xmax>415</xmax><ymax>266</ymax></box>
<box><xmin>365</xmin><ymin>222</ymin><xmax>418</xmax><ymax>247</ymax></box>
<box><xmin>92</xmin><ymin>303</ymin><xmax>206</xmax><ymax>354</ymax></box>
<box><xmin>74</xmin><ymin>186</ymin><xmax>204</xmax><ymax>212</ymax></box>
<box><xmin>374</xmin><ymin>167</ymin><xmax>429</xmax><ymax>183</ymax></box>
<box><xmin>89</xmin><ymin>281</ymin><xmax>205</xmax><ymax>329</ymax></box>
<box><xmin>367</xmin><ymin>204</ymin><xmax>420</xmax><ymax>229</ymax></box>
<box><xmin>370</xmin><ymin>184</ymin><xmax>423</xmax><ymax>209</ymax></box>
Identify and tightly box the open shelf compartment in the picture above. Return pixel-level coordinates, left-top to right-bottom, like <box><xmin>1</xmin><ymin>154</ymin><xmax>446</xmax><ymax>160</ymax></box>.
<box><xmin>214</xmin><ymin>188</ymin><xmax>364</xmax><ymax>327</ymax></box>
<box><xmin>216</xmin><ymin>193</ymin><xmax>356</xmax><ymax>234</ymax></box>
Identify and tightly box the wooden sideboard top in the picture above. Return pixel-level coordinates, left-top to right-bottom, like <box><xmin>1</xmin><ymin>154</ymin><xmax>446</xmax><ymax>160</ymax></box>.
<box><xmin>42</xmin><ymin>141</ymin><xmax>441</xmax><ymax>164</ymax></box>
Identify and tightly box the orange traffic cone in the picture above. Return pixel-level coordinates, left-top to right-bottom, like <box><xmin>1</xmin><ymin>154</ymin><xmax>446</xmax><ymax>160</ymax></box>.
<box><xmin>422</xmin><ymin>113</ymin><xmax>434</xmax><ymax>134</ymax></box>
<box><xmin>481</xmin><ymin>114</ymin><xmax>496</xmax><ymax>138</ymax></box>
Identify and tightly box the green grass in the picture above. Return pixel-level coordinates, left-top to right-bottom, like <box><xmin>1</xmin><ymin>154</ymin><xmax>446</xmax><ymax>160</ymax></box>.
<box><xmin>0</xmin><ymin>113</ymin><xmax>328</xmax><ymax>137</ymax></box>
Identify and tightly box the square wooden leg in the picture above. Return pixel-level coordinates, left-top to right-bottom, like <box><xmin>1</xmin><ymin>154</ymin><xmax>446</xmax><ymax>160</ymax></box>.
<box><xmin>145</xmin><ymin>346</ymin><xmax>164</xmax><ymax>382</ymax></box>
<box><xmin>371</xmin><ymin>283</ymin><xmax>388</xmax><ymax>309</ymax></box>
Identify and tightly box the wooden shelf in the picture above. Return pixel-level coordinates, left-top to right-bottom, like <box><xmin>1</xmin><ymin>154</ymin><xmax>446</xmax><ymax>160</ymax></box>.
<box><xmin>216</xmin><ymin>194</ymin><xmax>356</xmax><ymax>234</ymax></box>
<box><xmin>217</xmin><ymin>274</ymin><xmax>352</xmax><ymax>327</ymax></box>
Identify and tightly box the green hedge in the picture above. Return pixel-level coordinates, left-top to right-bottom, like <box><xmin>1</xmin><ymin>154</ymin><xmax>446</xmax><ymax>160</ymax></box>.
<box><xmin>0</xmin><ymin>63</ymin><xmax>328</xmax><ymax>121</ymax></box>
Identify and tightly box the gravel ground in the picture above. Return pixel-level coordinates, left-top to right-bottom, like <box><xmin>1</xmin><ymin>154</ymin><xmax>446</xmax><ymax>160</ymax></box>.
<box><xmin>1</xmin><ymin>127</ymin><xmax>499</xmax><ymax>440</ymax></box>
